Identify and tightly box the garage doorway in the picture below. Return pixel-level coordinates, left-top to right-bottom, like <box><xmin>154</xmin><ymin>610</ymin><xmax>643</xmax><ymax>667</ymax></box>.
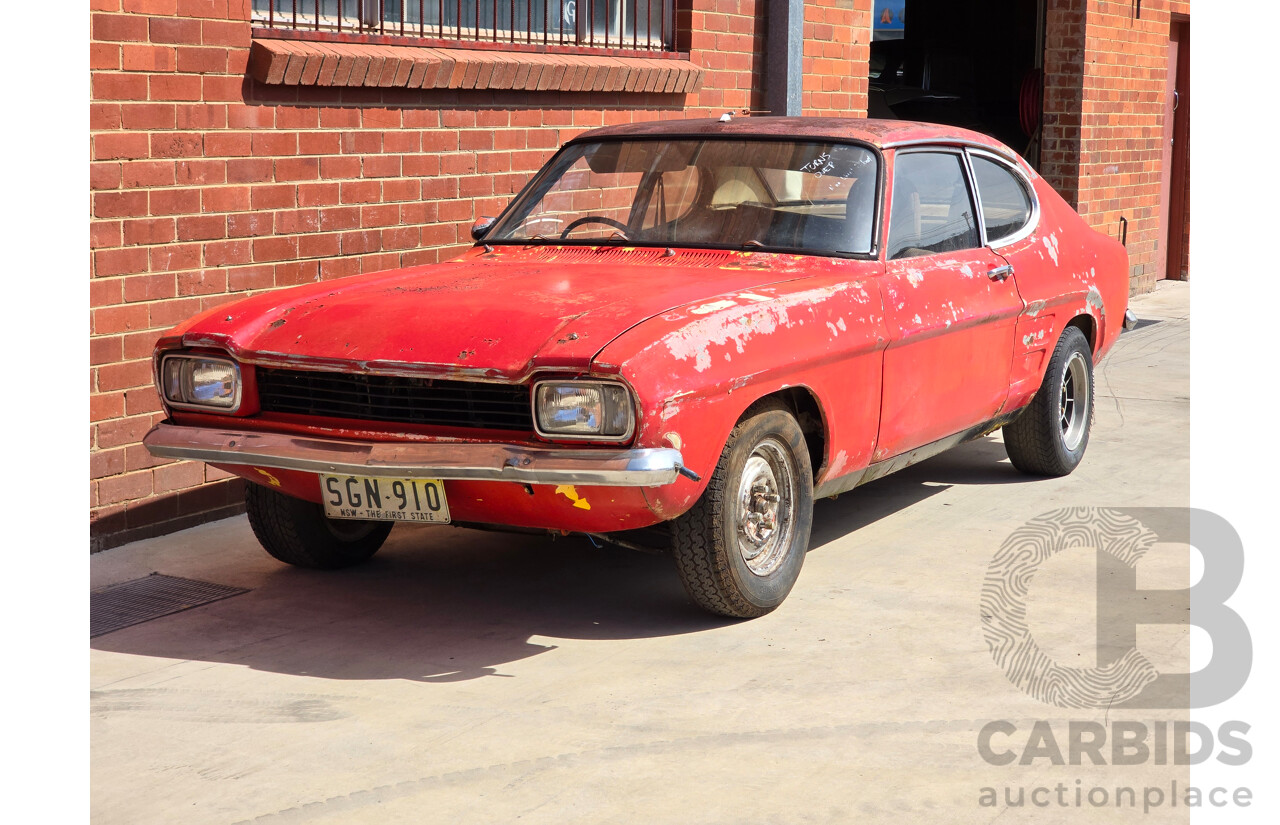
<box><xmin>869</xmin><ymin>0</ymin><xmax>1047</xmax><ymax>168</ymax></box>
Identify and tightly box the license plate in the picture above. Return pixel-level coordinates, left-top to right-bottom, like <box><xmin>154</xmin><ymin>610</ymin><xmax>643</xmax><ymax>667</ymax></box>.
<box><xmin>320</xmin><ymin>475</ymin><xmax>451</xmax><ymax>523</ymax></box>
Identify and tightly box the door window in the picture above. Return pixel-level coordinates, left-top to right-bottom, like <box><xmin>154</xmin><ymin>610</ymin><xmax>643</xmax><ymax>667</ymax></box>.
<box><xmin>886</xmin><ymin>152</ymin><xmax>979</xmax><ymax>259</ymax></box>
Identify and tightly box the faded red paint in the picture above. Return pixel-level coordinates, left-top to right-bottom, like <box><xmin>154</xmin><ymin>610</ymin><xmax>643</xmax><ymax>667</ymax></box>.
<box><xmin>147</xmin><ymin>119</ymin><xmax>1128</xmax><ymax>534</ymax></box>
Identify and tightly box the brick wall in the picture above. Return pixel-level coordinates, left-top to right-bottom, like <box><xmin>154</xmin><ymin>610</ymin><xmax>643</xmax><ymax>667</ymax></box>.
<box><xmin>1041</xmin><ymin>0</ymin><xmax>1190</xmax><ymax>293</ymax></box>
<box><xmin>802</xmin><ymin>0</ymin><xmax>872</xmax><ymax>116</ymax></box>
<box><xmin>89</xmin><ymin>0</ymin><xmax>870</xmax><ymax>549</ymax></box>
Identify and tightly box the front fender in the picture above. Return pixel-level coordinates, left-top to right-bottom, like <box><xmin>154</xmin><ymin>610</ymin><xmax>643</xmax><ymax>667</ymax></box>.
<box><xmin>594</xmin><ymin>266</ymin><xmax>888</xmax><ymax>521</ymax></box>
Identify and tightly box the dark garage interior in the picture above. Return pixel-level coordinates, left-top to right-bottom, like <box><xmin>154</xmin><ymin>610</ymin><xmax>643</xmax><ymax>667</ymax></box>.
<box><xmin>870</xmin><ymin>0</ymin><xmax>1046</xmax><ymax>167</ymax></box>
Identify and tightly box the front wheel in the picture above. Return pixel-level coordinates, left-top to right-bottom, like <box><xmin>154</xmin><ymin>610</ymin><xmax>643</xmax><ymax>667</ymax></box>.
<box><xmin>670</xmin><ymin>402</ymin><xmax>814</xmax><ymax>618</ymax></box>
<box><xmin>1002</xmin><ymin>325</ymin><xmax>1094</xmax><ymax>476</ymax></box>
<box><xmin>245</xmin><ymin>483</ymin><xmax>392</xmax><ymax>569</ymax></box>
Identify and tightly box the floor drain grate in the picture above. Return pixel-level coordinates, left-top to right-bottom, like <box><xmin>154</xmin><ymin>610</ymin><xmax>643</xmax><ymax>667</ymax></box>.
<box><xmin>91</xmin><ymin>574</ymin><xmax>248</xmax><ymax>638</ymax></box>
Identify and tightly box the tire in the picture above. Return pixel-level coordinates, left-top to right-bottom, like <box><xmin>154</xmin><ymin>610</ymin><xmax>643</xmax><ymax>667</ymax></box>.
<box><xmin>1002</xmin><ymin>325</ymin><xmax>1094</xmax><ymax>476</ymax></box>
<box><xmin>245</xmin><ymin>483</ymin><xmax>392</xmax><ymax>569</ymax></box>
<box><xmin>670</xmin><ymin>401</ymin><xmax>814</xmax><ymax>618</ymax></box>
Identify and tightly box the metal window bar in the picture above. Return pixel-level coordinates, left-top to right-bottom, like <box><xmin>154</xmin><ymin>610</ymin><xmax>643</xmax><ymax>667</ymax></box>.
<box><xmin>251</xmin><ymin>0</ymin><xmax>674</xmax><ymax>51</ymax></box>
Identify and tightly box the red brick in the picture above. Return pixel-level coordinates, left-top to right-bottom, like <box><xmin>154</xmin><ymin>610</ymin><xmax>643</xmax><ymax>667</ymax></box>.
<box><xmin>91</xmin><ymin>449</ymin><xmax>127</xmax><ymax>481</ymax></box>
<box><xmin>204</xmin><ymin>132</ymin><xmax>253</xmax><ymax>157</ymax></box>
<box><xmin>298</xmin><ymin>131</ymin><xmax>341</xmax><ymax>155</ymax></box>
<box><xmin>253</xmin><ymin>131</ymin><xmax>297</xmax><ymax>156</ymax></box>
<box><xmin>298</xmin><ymin>233</ymin><xmax>340</xmax><ymax>259</ymax></box>
<box><xmin>121</xmin><ymin>160</ymin><xmax>175</xmax><ymax>188</ymax></box>
<box><xmin>91</xmin><ymin>391</ymin><xmax>126</xmax><ymax>423</ymax></box>
<box><xmin>226</xmin><ymin>212</ymin><xmax>272</xmax><ymax>238</ymax></box>
<box><xmin>319</xmin><ymin>207</ymin><xmax>360</xmax><ymax>232</ymax></box>
<box><xmin>176</xmin><ymin>103</ymin><xmax>227</xmax><ymax>129</ymax></box>
<box><xmin>92</xmin><ymin>221</ymin><xmax>123</xmax><ymax>249</ymax></box>
<box><xmin>252</xmin><ymin>236</ymin><xmax>298</xmax><ymax>263</ymax></box>
<box><xmin>96</xmin><ymin>415</ymin><xmax>155</xmax><ymax>449</ymax></box>
<box><xmin>150</xmin><ymin>74</ymin><xmax>203</xmax><ymax>101</ymax></box>
<box><xmin>151</xmin><ymin>132</ymin><xmax>203</xmax><ymax>158</ymax></box>
<box><xmin>251</xmin><ymin>184</ymin><xmax>296</xmax><ymax>210</ymax></box>
<box><xmin>122</xmin><ymin>44</ymin><xmax>176</xmax><ymax>72</ymax></box>
<box><xmin>94</xmin><ymin>73</ymin><xmax>148</xmax><ymax>100</ymax></box>
<box><xmin>176</xmin><ymin>46</ymin><xmax>228</xmax><ymax>74</ymax></box>
<box><xmin>91</xmin><ymin>277</ymin><xmax>123</xmax><ymax>307</ymax></box>
<box><xmin>275</xmin><ymin>157</ymin><xmax>319</xmax><ymax>182</ymax></box>
<box><xmin>120</xmin><ymin>103</ymin><xmax>176</xmax><ymax>130</ymax></box>
<box><xmin>178</xmin><ymin>269</ymin><xmax>228</xmax><ymax>296</ymax></box>
<box><xmin>202</xmin><ymin>19</ymin><xmax>249</xmax><ymax>47</ymax></box>
<box><xmin>149</xmin><ymin>16</ymin><xmax>202</xmax><ymax>44</ymax></box>
<box><xmin>93</xmin><ymin>13</ymin><xmax>149</xmax><ymax>42</ymax></box>
<box><xmin>150</xmin><ymin>187</ymin><xmax>201</xmax><ymax>215</ymax></box>
<box><xmin>203</xmin><ymin>75</ymin><xmax>244</xmax><ymax>102</ymax></box>
<box><xmin>201</xmin><ymin>185</ymin><xmax>251</xmax><ymax>213</ymax></box>
<box><xmin>148</xmin><ymin>297</ymin><xmax>203</xmax><ymax>326</ymax></box>
<box><xmin>97</xmin><ymin>470</ymin><xmax>154</xmax><ymax>504</ymax></box>
<box><xmin>175</xmin><ymin>158</ymin><xmax>226</xmax><ymax>185</ymax></box>
<box><xmin>340</xmin><ymin>231</ymin><xmax>381</xmax><ymax>255</ymax></box>
<box><xmin>273</xmin><ymin>209</ymin><xmax>319</xmax><ymax>234</ymax></box>
<box><xmin>150</xmin><ymin>244</ymin><xmax>201</xmax><ymax>273</ymax></box>
<box><xmin>320</xmin><ymin>155</ymin><xmax>361</xmax><ymax>179</ymax></box>
<box><xmin>124</xmin><ymin>0</ymin><xmax>178</xmax><ymax>13</ymax></box>
<box><xmin>91</xmin><ymin>162</ymin><xmax>122</xmax><ymax>190</ymax></box>
<box><xmin>226</xmin><ymin>157</ymin><xmax>273</xmax><ymax>183</ymax></box>
<box><xmin>203</xmin><ymin>239</ymin><xmax>252</xmax><ymax>267</ymax></box>
<box><xmin>91</xmin><ymin>42</ymin><xmax>121</xmax><ymax>71</ymax></box>
<box><xmin>382</xmin><ymin>179</ymin><xmax>420</xmax><ymax>202</ymax></box>
<box><xmin>94</xmin><ymin>191</ymin><xmax>148</xmax><ymax>219</ymax></box>
<box><xmin>297</xmin><ymin>182</ymin><xmax>340</xmax><ymax>207</ymax></box>
<box><xmin>91</xmin><ymin>336</ymin><xmax>123</xmax><ymax>367</ymax></box>
<box><xmin>93</xmin><ymin>303</ymin><xmax>150</xmax><ymax>336</ymax></box>
<box><xmin>176</xmin><ymin>214</ymin><xmax>226</xmax><ymax>242</ymax></box>
<box><xmin>275</xmin><ymin>260</ymin><xmax>320</xmax><ymax>286</ymax></box>
<box><xmin>123</xmin><ymin>218</ymin><xmax>176</xmax><ymax>246</ymax></box>
<box><xmin>363</xmin><ymin>155</ymin><xmax>400</xmax><ymax>178</ymax></box>
<box><xmin>227</xmin><ymin>264</ymin><xmax>274</xmax><ymax>292</ymax></box>
<box><xmin>340</xmin><ymin>180</ymin><xmax>381</xmax><ymax>204</ymax></box>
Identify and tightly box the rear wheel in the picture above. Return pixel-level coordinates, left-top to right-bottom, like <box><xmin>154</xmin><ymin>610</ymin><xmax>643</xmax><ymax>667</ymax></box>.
<box><xmin>671</xmin><ymin>402</ymin><xmax>814</xmax><ymax>618</ymax></box>
<box><xmin>1003</xmin><ymin>325</ymin><xmax>1094</xmax><ymax>476</ymax></box>
<box><xmin>245</xmin><ymin>483</ymin><xmax>392</xmax><ymax>569</ymax></box>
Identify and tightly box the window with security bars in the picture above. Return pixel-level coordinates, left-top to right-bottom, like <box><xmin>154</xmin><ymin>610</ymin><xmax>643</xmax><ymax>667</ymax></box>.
<box><xmin>251</xmin><ymin>1</ymin><xmax>676</xmax><ymax>52</ymax></box>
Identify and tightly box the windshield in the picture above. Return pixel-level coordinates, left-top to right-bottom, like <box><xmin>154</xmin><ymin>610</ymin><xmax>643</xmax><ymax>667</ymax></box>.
<box><xmin>487</xmin><ymin>138</ymin><xmax>880</xmax><ymax>255</ymax></box>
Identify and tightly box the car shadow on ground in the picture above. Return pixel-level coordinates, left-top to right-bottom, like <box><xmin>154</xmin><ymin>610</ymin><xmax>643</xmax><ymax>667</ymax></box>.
<box><xmin>91</xmin><ymin>435</ymin><xmax>1036</xmax><ymax>684</ymax></box>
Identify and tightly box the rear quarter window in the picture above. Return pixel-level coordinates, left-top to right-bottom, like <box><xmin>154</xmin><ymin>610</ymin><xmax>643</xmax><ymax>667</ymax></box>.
<box><xmin>971</xmin><ymin>155</ymin><xmax>1034</xmax><ymax>244</ymax></box>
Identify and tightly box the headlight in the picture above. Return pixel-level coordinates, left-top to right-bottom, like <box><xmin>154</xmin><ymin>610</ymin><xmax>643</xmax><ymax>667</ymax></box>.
<box><xmin>160</xmin><ymin>354</ymin><xmax>241</xmax><ymax>411</ymax></box>
<box><xmin>534</xmin><ymin>380</ymin><xmax>634</xmax><ymax>440</ymax></box>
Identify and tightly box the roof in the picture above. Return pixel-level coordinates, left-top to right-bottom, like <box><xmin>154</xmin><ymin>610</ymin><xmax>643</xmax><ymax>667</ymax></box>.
<box><xmin>573</xmin><ymin>116</ymin><xmax>1016</xmax><ymax>159</ymax></box>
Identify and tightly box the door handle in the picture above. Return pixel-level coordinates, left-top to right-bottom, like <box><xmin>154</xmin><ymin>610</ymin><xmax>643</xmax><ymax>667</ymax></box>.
<box><xmin>987</xmin><ymin>264</ymin><xmax>1014</xmax><ymax>281</ymax></box>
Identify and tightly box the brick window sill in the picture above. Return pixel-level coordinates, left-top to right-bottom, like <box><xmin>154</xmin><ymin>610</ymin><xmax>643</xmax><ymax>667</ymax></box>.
<box><xmin>248</xmin><ymin>38</ymin><xmax>703</xmax><ymax>95</ymax></box>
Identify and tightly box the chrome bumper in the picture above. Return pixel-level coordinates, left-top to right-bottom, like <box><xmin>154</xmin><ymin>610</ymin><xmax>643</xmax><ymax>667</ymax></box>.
<box><xmin>1123</xmin><ymin>308</ymin><xmax>1139</xmax><ymax>331</ymax></box>
<box><xmin>143</xmin><ymin>423</ymin><xmax>685</xmax><ymax>487</ymax></box>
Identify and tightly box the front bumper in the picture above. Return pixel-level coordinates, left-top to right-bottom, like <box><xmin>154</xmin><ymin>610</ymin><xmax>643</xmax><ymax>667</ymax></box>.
<box><xmin>143</xmin><ymin>423</ymin><xmax>685</xmax><ymax>487</ymax></box>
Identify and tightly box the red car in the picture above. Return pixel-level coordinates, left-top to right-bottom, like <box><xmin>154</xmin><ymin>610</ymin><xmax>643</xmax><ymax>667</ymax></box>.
<box><xmin>145</xmin><ymin>117</ymin><xmax>1135</xmax><ymax>618</ymax></box>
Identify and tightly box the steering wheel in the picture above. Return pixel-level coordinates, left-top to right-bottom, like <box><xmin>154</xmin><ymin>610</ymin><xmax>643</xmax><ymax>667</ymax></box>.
<box><xmin>560</xmin><ymin>216</ymin><xmax>630</xmax><ymax>240</ymax></box>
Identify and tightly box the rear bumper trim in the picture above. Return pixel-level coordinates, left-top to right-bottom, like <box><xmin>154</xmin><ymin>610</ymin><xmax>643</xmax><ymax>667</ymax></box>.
<box><xmin>143</xmin><ymin>423</ymin><xmax>684</xmax><ymax>487</ymax></box>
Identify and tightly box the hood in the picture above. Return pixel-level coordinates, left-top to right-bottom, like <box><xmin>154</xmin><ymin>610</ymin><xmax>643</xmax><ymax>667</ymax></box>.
<box><xmin>165</xmin><ymin>246</ymin><xmax>819</xmax><ymax>381</ymax></box>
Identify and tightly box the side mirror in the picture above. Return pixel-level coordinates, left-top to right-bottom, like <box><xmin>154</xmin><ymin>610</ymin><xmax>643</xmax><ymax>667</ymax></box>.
<box><xmin>471</xmin><ymin>216</ymin><xmax>496</xmax><ymax>241</ymax></box>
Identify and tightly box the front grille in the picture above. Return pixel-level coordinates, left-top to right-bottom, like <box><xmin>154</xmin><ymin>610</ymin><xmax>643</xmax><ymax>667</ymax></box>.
<box><xmin>256</xmin><ymin>368</ymin><xmax>533</xmax><ymax>431</ymax></box>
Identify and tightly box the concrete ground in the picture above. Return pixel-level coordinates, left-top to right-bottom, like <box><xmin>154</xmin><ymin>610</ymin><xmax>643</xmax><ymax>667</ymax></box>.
<box><xmin>92</xmin><ymin>283</ymin><xmax>1191</xmax><ymax>824</ymax></box>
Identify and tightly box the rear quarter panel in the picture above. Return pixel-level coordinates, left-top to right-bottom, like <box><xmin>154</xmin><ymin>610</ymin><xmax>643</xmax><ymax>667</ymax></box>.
<box><xmin>1003</xmin><ymin>174</ymin><xmax>1130</xmax><ymax>411</ymax></box>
